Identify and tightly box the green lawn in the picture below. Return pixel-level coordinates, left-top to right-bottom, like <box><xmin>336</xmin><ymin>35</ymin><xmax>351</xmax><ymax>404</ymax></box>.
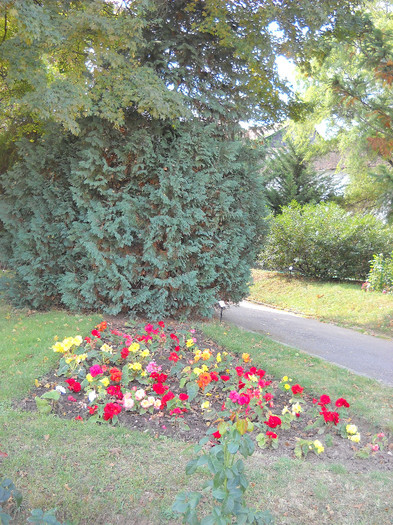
<box><xmin>249</xmin><ymin>270</ymin><xmax>393</xmax><ymax>337</ymax></box>
<box><xmin>1</xmin><ymin>303</ymin><xmax>393</xmax><ymax>524</ymax></box>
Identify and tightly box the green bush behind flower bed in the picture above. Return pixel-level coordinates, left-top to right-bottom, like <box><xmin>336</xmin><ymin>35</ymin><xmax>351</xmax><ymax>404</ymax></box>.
<box><xmin>260</xmin><ymin>202</ymin><xmax>393</xmax><ymax>280</ymax></box>
<box><xmin>0</xmin><ymin>117</ymin><xmax>266</xmax><ymax>317</ymax></box>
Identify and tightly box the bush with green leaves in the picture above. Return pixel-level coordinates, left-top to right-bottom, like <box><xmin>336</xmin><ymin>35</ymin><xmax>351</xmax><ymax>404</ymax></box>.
<box><xmin>260</xmin><ymin>202</ymin><xmax>393</xmax><ymax>280</ymax></box>
<box><xmin>367</xmin><ymin>252</ymin><xmax>393</xmax><ymax>293</ymax></box>
<box><xmin>0</xmin><ymin>116</ymin><xmax>266</xmax><ymax>317</ymax></box>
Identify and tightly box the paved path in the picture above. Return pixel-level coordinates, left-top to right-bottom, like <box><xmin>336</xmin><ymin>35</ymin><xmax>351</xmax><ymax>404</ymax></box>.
<box><xmin>221</xmin><ymin>301</ymin><xmax>393</xmax><ymax>386</ymax></box>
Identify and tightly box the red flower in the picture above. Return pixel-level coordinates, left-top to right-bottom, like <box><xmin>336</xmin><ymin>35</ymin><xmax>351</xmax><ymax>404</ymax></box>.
<box><xmin>170</xmin><ymin>333</ymin><xmax>179</xmax><ymax>342</ymax></box>
<box><xmin>160</xmin><ymin>391</ymin><xmax>175</xmax><ymax>410</ymax></box>
<box><xmin>235</xmin><ymin>366</ymin><xmax>244</xmax><ymax>377</ymax></box>
<box><xmin>335</xmin><ymin>398</ymin><xmax>350</xmax><ymax>408</ymax></box>
<box><xmin>291</xmin><ymin>384</ymin><xmax>304</xmax><ymax>395</ymax></box>
<box><xmin>256</xmin><ymin>369</ymin><xmax>266</xmax><ymax>378</ymax></box>
<box><xmin>121</xmin><ymin>347</ymin><xmax>129</xmax><ymax>359</ymax></box>
<box><xmin>210</xmin><ymin>371</ymin><xmax>219</xmax><ymax>382</ymax></box>
<box><xmin>91</xmin><ymin>329</ymin><xmax>101</xmax><ymax>338</ymax></box>
<box><xmin>264</xmin><ymin>415</ymin><xmax>282</xmax><ymax>429</ymax></box>
<box><xmin>74</xmin><ymin>415</ymin><xmax>83</xmax><ymax>421</ymax></box>
<box><xmin>318</xmin><ymin>395</ymin><xmax>331</xmax><ymax>406</ymax></box>
<box><xmin>179</xmin><ymin>393</ymin><xmax>189</xmax><ymax>401</ymax></box>
<box><xmin>238</xmin><ymin>380</ymin><xmax>245</xmax><ymax>390</ymax></box>
<box><xmin>84</xmin><ymin>336</ymin><xmax>92</xmax><ymax>343</ymax></box>
<box><xmin>88</xmin><ymin>405</ymin><xmax>98</xmax><ymax>415</ymax></box>
<box><xmin>320</xmin><ymin>410</ymin><xmax>340</xmax><ymax>425</ymax></box>
<box><xmin>263</xmin><ymin>393</ymin><xmax>273</xmax><ymax>401</ymax></box>
<box><xmin>169</xmin><ymin>352</ymin><xmax>180</xmax><ymax>363</ymax></box>
<box><xmin>266</xmin><ymin>431</ymin><xmax>278</xmax><ymax>439</ymax></box>
<box><xmin>213</xmin><ymin>431</ymin><xmax>221</xmax><ymax>439</ymax></box>
<box><xmin>107</xmin><ymin>385</ymin><xmax>123</xmax><ymax>400</ymax></box>
<box><xmin>150</xmin><ymin>373</ymin><xmax>168</xmax><ymax>383</ymax></box>
<box><xmin>103</xmin><ymin>402</ymin><xmax>122</xmax><ymax>421</ymax></box>
<box><xmin>174</xmin><ymin>345</ymin><xmax>180</xmax><ymax>352</ymax></box>
<box><xmin>67</xmin><ymin>395</ymin><xmax>77</xmax><ymax>402</ymax></box>
<box><xmin>220</xmin><ymin>375</ymin><xmax>230</xmax><ymax>382</ymax></box>
<box><xmin>65</xmin><ymin>378</ymin><xmax>81</xmax><ymax>393</ymax></box>
<box><xmin>158</xmin><ymin>321</ymin><xmax>165</xmax><ymax>328</ymax></box>
<box><xmin>249</xmin><ymin>366</ymin><xmax>257</xmax><ymax>374</ymax></box>
<box><xmin>312</xmin><ymin>398</ymin><xmax>318</xmax><ymax>404</ymax></box>
<box><xmin>152</xmin><ymin>383</ymin><xmax>167</xmax><ymax>395</ymax></box>
<box><xmin>109</xmin><ymin>368</ymin><xmax>122</xmax><ymax>383</ymax></box>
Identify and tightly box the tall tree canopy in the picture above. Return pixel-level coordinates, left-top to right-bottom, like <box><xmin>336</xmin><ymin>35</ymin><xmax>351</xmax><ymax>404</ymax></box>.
<box><xmin>0</xmin><ymin>0</ymin><xmax>363</xmax><ymax>316</ymax></box>
<box><xmin>295</xmin><ymin>1</ymin><xmax>393</xmax><ymax>218</ymax></box>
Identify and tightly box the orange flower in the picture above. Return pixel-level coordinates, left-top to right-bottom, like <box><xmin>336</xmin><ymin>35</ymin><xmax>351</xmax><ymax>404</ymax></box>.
<box><xmin>242</xmin><ymin>353</ymin><xmax>251</xmax><ymax>363</ymax></box>
<box><xmin>109</xmin><ymin>367</ymin><xmax>122</xmax><ymax>383</ymax></box>
<box><xmin>197</xmin><ymin>372</ymin><xmax>212</xmax><ymax>390</ymax></box>
<box><xmin>96</xmin><ymin>321</ymin><xmax>107</xmax><ymax>332</ymax></box>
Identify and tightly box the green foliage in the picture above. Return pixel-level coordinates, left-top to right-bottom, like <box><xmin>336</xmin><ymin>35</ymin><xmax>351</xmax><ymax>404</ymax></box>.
<box><xmin>0</xmin><ymin>117</ymin><xmax>266</xmax><ymax>317</ymax></box>
<box><xmin>260</xmin><ymin>202</ymin><xmax>393</xmax><ymax>280</ymax></box>
<box><xmin>263</xmin><ymin>137</ymin><xmax>338</xmax><ymax>214</ymax></box>
<box><xmin>173</xmin><ymin>425</ymin><xmax>274</xmax><ymax>525</ymax></box>
<box><xmin>367</xmin><ymin>252</ymin><xmax>393</xmax><ymax>292</ymax></box>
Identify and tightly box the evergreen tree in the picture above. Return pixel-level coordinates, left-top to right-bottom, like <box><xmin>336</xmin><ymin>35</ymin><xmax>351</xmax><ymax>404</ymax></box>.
<box><xmin>263</xmin><ymin>138</ymin><xmax>338</xmax><ymax>214</ymax></box>
<box><xmin>0</xmin><ymin>0</ymin><xmax>362</xmax><ymax>316</ymax></box>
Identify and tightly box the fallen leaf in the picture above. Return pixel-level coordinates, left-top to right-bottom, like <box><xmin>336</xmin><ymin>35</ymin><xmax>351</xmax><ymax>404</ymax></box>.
<box><xmin>44</xmin><ymin>435</ymin><xmax>50</xmax><ymax>441</ymax></box>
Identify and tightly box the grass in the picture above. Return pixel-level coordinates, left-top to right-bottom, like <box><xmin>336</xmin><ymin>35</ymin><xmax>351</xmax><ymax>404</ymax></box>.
<box><xmin>248</xmin><ymin>270</ymin><xmax>393</xmax><ymax>337</ymax></box>
<box><xmin>1</xmin><ymin>302</ymin><xmax>393</xmax><ymax>524</ymax></box>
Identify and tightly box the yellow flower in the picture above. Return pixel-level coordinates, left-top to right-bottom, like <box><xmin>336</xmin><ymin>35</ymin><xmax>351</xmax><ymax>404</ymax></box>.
<box><xmin>86</xmin><ymin>374</ymin><xmax>93</xmax><ymax>382</ymax></box>
<box><xmin>101</xmin><ymin>344</ymin><xmax>114</xmax><ymax>354</ymax></box>
<box><xmin>291</xmin><ymin>402</ymin><xmax>302</xmax><ymax>415</ymax></box>
<box><xmin>100</xmin><ymin>377</ymin><xmax>110</xmax><ymax>387</ymax></box>
<box><xmin>346</xmin><ymin>424</ymin><xmax>358</xmax><ymax>435</ymax></box>
<box><xmin>216</xmin><ymin>353</ymin><xmax>222</xmax><ymax>363</ymax></box>
<box><xmin>73</xmin><ymin>336</ymin><xmax>83</xmax><ymax>346</ymax></box>
<box><xmin>129</xmin><ymin>362</ymin><xmax>142</xmax><ymax>371</ymax></box>
<box><xmin>52</xmin><ymin>342</ymin><xmax>65</xmax><ymax>353</ymax></box>
<box><xmin>247</xmin><ymin>374</ymin><xmax>258</xmax><ymax>382</ymax></box>
<box><xmin>281</xmin><ymin>406</ymin><xmax>290</xmax><ymax>415</ymax></box>
<box><xmin>65</xmin><ymin>357</ymin><xmax>74</xmax><ymax>364</ymax></box>
<box><xmin>201</xmin><ymin>401</ymin><xmax>210</xmax><ymax>410</ymax></box>
<box><xmin>129</xmin><ymin>343</ymin><xmax>140</xmax><ymax>353</ymax></box>
<box><xmin>78</xmin><ymin>353</ymin><xmax>88</xmax><ymax>362</ymax></box>
<box><xmin>348</xmin><ymin>433</ymin><xmax>360</xmax><ymax>443</ymax></box>
<box><xmin>193</xmin><ymin>367</ymin><xmax>202</xmax><ymax>376</ymax></box>
<box><xmin>182</xmin><ymin>366</ymin><xmax>191</xmax><ymax>374</ymax></box>
<box><xmin>284</xmin><ymin>384</ymin><xmax>290</xmax><ymax>390</ymax></box>
<box><xmin>140</xmin><ymin>349</ymin><xmax>150</xmax><ymax>358</ymax></box>
<box><xmin>201</xmin><ymin>364</ymin><xmax>209</xmax><ymax>372</ymax></box>
<box><xmin>242</xmin><ymin>353</ymin><xmax>251</xmax><ymax>363</ymax></box>
<box><xmin>282</xmin><ymin>376</ymin><xmax>288</xmax><ymax>382</ymax></box>
<box><xmin>141</xmin><ymin>371</ymin><xmax>147</xmax><ymax>377</ymax></box>
<box><xmin>202</xmin><ymin>350</ymin><xmax>211</xmax><ymax>360</ymax></box>
<box><xmin>313</xmin><ymin>440</ymin><xmax>324</xmax><ymax>454</ymax></box>
<box><xmin>186</xmin><ymin>339</ymin><xmax>195</xmax><ymax>348</ymax></box>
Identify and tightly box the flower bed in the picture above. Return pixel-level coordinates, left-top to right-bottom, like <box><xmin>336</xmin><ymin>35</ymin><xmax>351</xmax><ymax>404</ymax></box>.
<box><xmin>25</xmin><ymin>319</ymin><xmax>388</xmax><ymax>465</ymax></box>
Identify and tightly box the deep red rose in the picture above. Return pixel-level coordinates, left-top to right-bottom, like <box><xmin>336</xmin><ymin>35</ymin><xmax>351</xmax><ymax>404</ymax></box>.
<box><xmin>291</xmin><ymin>384</ymin><xmax>304</xmax><ymax>395</ymax></box>
<box><xmin>266</xmin><ymin>431</ymin><xmax>278</xmax><ymax>439</ymax></box>
<box><xmin>179</xmin><ymin>393</ymin><xmax>189</xmax><ymax>401</ymax></box>
<box><xmin>213</xmin><ymin>430</ymin><xmax>221</xmax><ymax>439</ymax></box>
<box><xmin>121</xmin><ymin>347</ymin><xmax>130</xmax><ymax>359</ymax></box>
<box><xmin>103</xmin><ymin>402</ymin><xmax>122</xmax><ymax>421</ymax></box>
<box><xmin>91</xmin><ymin>329</ymin><xmax>101</xmax><ymax>338</ymax></box>
<box><xmin>264</xmin><ymin>415</ymin><xmax>282</xmax><ymax>429</ymax></box>
<box><xmin>318</xmin><ymin>395</ymin><xmax>331</xmax><ymax>406</ymax></box>
<box><xmin>249</xmin><ymin>366</ymin><xmax>257</xmax><ymax>374</ymax></box>
<box><xmin>220</xmin><ymin>375</ymin><xmax>230</xmax><ymax>382</ymax></box>
<box><xmin>335</xmin><ymin>398</ymin><xmax>350</xmax><ymax>408</ymax></box>
<box><xmin>157</xmin><ymin>373</ymin><xmax>168</xmax><ymax>383</ymax></box>
<box><xmin>174</xmin><ymin>345</ymin><xmax>180</xmax><ymax>352</ymax></box>
<box><xmin>65</xmin><ymin>378</ymin><xmax>81</xmax><ymax>393</ymax></box>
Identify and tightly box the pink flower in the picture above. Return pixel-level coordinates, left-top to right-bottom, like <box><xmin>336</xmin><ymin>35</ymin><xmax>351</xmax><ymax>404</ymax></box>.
<box><xmin>67</xmin><ymin>395</ymin><xmax>77</xmax><ymax>402</ymax></box>
<box><xmin>135</xmin><ymin>389</ymin><xmax>146</xmax><ymax>401</ymax></box>
<box><xmin>122</xmin><ymin>393</ymin><xmax>135</xmax><ymax>410</ymax></box>
<box><xmin>229</xmin><ymin>391</ymin><xmax>239</xmax><ymax>403</ymax></box>
<box><xmin>371</xmin><ymin>444</ymin><xmax>379</xmax><ymax>452</ymax></box>
<box><xmin>90</xmin><ymin>365</ymin><xmax>103</xmax><ymax>377</ymax></box>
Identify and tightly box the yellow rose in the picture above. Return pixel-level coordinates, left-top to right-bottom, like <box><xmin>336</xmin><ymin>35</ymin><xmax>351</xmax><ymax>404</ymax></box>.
<box><xmin>348</xmin><ymin>434</ymin><xmax>360</xmax><ymax>443</ymax></box>
<box><xmin>140</xmin><ymin>350</ymin><xmax>150</xmax><ymax>358</ymax></box>
<box><xmin>186</xmin><ymin>339</ymin><xmax>194</xmax><ymax>348</ymax></box>
<box><xmin>284</xmin><ymin>384</ymin><xmax>290</xmax><ymax>390</ymax></box>
<box><xmin>313</xmin><ymin>440</ymin><xmax>324</xmax><ymax>454</ymax></box>
<box><xmin>73</xmin><ymin>336</ymin><xmax>83</xmax><ymax>346</ymax></box>
<box><xmin>346</xmin><ymin>424</ymin><xmax>358</xmax><ymax>435</ymax></box>
<box><xmin>282</xmin><ymin>376</ymin><xmax>288</xmax><ymax>382</ymax></box>
<box><xmin>52</xmin><ymin>342</ymin><xmax>65</xmax><ymax>353</ymax></box>
<box><xmin>100</xmin><ymin>377</ymin><xmax>110</xmax><ymax>387</ymax></box>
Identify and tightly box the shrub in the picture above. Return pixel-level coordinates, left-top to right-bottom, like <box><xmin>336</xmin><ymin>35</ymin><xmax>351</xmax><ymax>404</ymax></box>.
<box><xmin>260</xmin><ymin>202</ymin><xmax>393</xmax><ymax>280</ymax></box>
<box><xmin>0</xmin><ymin>116</ymin><xmax>267</xmax><ymax>317</ymax></box>
<box><xmin>367</xmin><ymin>252</ymin><xmax>393</xmax><ymax>292</ymax></box>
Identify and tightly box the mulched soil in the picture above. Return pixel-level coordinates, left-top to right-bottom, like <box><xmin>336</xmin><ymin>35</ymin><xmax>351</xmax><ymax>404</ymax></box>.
<box><xmin>15</xmin><ymin>317</ymin><xmax>393</xmax><ymax>474</ymax></box>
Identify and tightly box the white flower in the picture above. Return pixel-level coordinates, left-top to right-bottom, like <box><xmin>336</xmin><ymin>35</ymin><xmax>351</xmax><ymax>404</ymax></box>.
<box><xmin>55</xmin><ymin>385</ymin><xmax>67</xmax><ymax>395</ymax></box>
<box><xmin>88</xmin><ymin>391</ymin><xmax>97</xmax><ymax>402</ymax></box>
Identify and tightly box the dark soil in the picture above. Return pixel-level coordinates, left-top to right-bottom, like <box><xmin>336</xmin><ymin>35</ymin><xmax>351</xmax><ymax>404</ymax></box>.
<box><xmin>15</xmin><ymin>317</ymin><xmax>393</xmax><ymax>474</ymax></box>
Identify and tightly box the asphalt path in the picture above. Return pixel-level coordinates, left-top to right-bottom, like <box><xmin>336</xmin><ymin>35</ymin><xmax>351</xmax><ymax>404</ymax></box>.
<box><xmin>221</xmin><ymin>301</ymin><xmax>393</xmax><ymax>387</ymax></box>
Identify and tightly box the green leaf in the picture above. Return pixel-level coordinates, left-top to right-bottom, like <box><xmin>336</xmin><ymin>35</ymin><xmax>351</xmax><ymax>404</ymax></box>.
<box><xmin>35</xmin><ymin>397</ymin><xmax>52</xmax><ymax>415</ymax></box>
<box><xmin>41</xmin><ymin>390</ymin><xmax>61</xmax><ymax>401</ymax></box>
<box><xmin>185</xmin><ymin>459</ymin><xmax>199</xmax><ymax>476</ymax></box>
<box><xmin>227</xmin><ymin>442</ymin><xmax>239</xmax><ymax>454</ymax></box>
<box><xmin>186</xmin><ymin>382</ymin><xmax>199</xmax><ymax>402</ymax></box>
